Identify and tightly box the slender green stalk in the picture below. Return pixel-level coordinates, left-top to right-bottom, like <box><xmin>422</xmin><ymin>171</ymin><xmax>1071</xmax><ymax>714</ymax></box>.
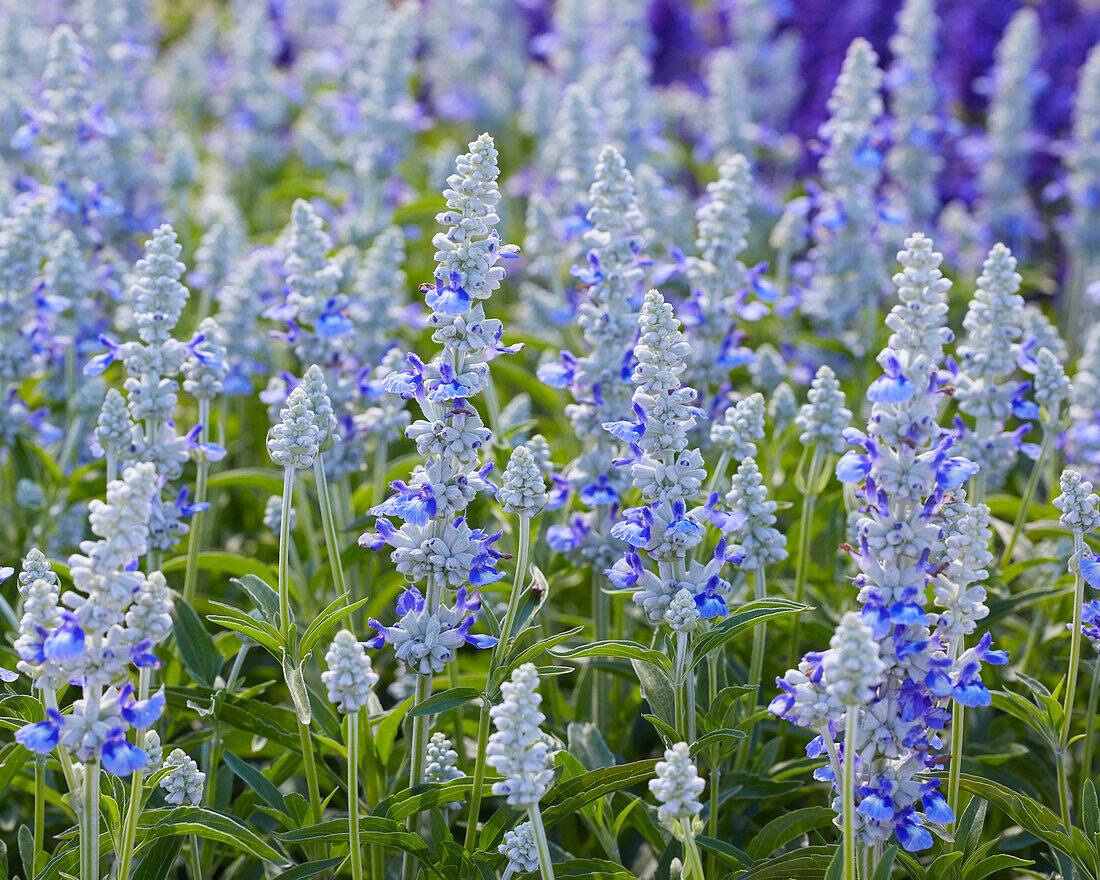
<box><xmin>403</xmin><ymin>672</ymin><xmax>433</xmax><ymax>880</ymax></box>
<box><xmin>82</xmin><ymin>761</ymin><xmax>100</xmax><ymax>880</ymax></box>
<box><xmin>314</xmin><ymin>453</ymin><xmax>348</xmax><ymax>597</ymax></box>
<box><xmin>788</xmin><ymin>447</ymin><xmax>823</xmax><ymax>670</ymax></box>
<box><xmin>526</xmin><ymin>806</ymin><xmax>556</xmax><ymax>880</ymax></box>
<box><xmin>592</xmin><ymin>564</ymin><xmax>611</xmax><ymax>730</ymax></box>
<box><xmin>360</xmin><ymin>712</ymin><xmax>385</xmax><ymax>879</ymax></box>
<box><xmin>33</xmin><ymin>755</ymin><xmax>44</xmax><ymax>874</ymax></box>
<box><xmin>1081</xmin><ymin>658</ymin><xmax>1100</xmax><ymax>804</ymax></box>
<box><xmin>1059</xmin><ymin>530</ymin><xmax>1087</xmax><ymax>828</ymax></box>
<box><xmin>706</xmin><ymin>451</ymin><xmax>731</xmax><ymax>496</ymax></box>
<box><xmin>296</xmin><ymin>716</ymin><xmax>322</xmax><ymax>824</ymax></box>
<box><xmin>1000</xmin><ymin>430</ymin><xmax>1054</xmax><ymax>567</ymax></box>
<box><xmin>188</xmin><ymin>834</ymin><xmax>202</xmax><ymax>880</ymax></box>
<box><xmin>58</xmin><ymin>415</ymin><xmax>84</xmax><ymax>474</ymax></box>
<box><xmin>278</xmin><ymin>467</ymin><xmax>295</xmax><ymax>644</ymax></box>
<box><xmin>347</xmin><ymin>713</ymin><xmax>363</xmax><ymax>880</ymax></box>
<box><xmin>673</xmin><ymin>631</ymin><xmax>691</xmax><ymax>742</ymax></box>
<box><xmin>706</xmin><ymin>653</ymin><xmax>720</xmax><ymax>879</ymax></box>
<box><xmin>677</xmin><ymin>821</ymin><xmax>705</xmax><ymax>880</ymax></box>
<box><xmin>842</xmin><ymin>706</ymin><xmax>857</xmax><ymax>880</ymax></box>
<box><xmin>497</xmin><ymin>516</ymin><xmax>531</xmax><ymax>653</ymax></box>
<box><xmin>948</xmin><ymin>703</ymin><xmax>965</xmax><ymax>820</ymax></box>
<box><xmin>464</xmin><ymin>701</ymin><xmax>493</xmax><ymax>850</ymax></box>
<box><xmin>748</xmin><ymin>568</ymin><xmax>768</xmax><ymax>703</ymax></box>
<box><xmin>183</xmin><ymin>399</ymin><xmax>212</xmax><ymax>604</ymax></box>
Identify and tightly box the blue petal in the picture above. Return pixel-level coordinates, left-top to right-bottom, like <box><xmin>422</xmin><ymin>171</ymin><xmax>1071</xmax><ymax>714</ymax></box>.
<box><xmin>120</xmin><ymin>689</ymin><xmax>165</xmax><ymax>728</ymax></box>
<box><xmin>1081</xmin><ymin>554</ymin><xmax>1100</xmax><ymax>590</ymax></box>
<box><xmin>867</xmin><ymin>373</ymin><xmax>914</xmax><ymax>404</ymax></box>
<box><xmin>15</xmin><ymin>718</ymin><xmax>59</xmax><ymax>754</ymax></box>
<box><xmin>835</xmin><ymin>451</ymin><xmax>871</xmax><ymax>483</ymax></box>
<box><xmin>101</xmin><ymin>737</ymin><xmax>148</xmax><ymax>776</ymax></box>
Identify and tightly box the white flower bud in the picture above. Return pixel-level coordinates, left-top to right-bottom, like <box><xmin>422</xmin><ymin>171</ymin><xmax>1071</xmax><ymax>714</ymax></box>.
<box><xmin>649</xmin><ymin>742</ymin><xmax>705</xmax><ymax>828</ymax></box>
<box><xmin>1055</xmin><ymin>468</ymin><xmax>1100</xmax><ymax>534</ymax></box>
<box><xmin>823</xmin><ymin>612</ymin><xmax>884</xmax><ymax>705</ymax></box>
<box><xmin>500</xmin><ymin>445</ymin><xmax>549</xmax><ymax>517</ymax></box>
<box><xmin>160</xmin><ymin>748</ymin><xmax>205</xmax><ymax>805</ymax></box>
<box><xmin>267</xmin><ymin>385</ymin><xmax>320</xmax><ymax>470</ymax></box>
<box><xmin>797</xmin><ymin>365</ymin><xmax>851</xmax><ymax>453</ymax></box>
<box><xmin>499</xmin><ymin>820</ymin><xmax>540</xmax><ymax>874</ymax></box>
<box><xmin>322</xmin><ymin>629</ymin><xmax>379</xmax><ymax>713</ymax></box>
<box><xmin>486</xmin><ymin>663</ymin><xmax>553</xmax><ymax>808</ymax></box>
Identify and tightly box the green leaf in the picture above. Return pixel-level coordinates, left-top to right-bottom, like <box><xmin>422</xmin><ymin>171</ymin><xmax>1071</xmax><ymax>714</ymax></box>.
<box><xmin>131</xmin><ymin>837</ymin><xmax>183</xmax><ymax>880</ymax></box>
<box><xmin>138</xmin><ymin>807</ymin><xmax>289</xmax><ymax>866</ymax></box>
<box><xmin>223</xmin><ymin>752</ymin><xmax>291</xmax><ymax>820</ymax></box>
<box><xmin>695</xmin><ymin>836</ymin><xmax>752</xmax><ymax>868</ymax></box>
<box><xmin>689</xmin><ymin>727</ymin><xmax>746</xmax><ymax>758</ymax></box>
<box><xmin>171</xmin><ymin>598</ymin><xmax>222</xmax><ymax>688</ymax></box>
<box><xmin>737</xmin><ymin>845</ymin><xmax>837</xmax><ymax>879</ymax></box>
<box><xmin>499</xmin><ymin>625</ymin><xmax>585</xmax><ymax>682</ymax></box>
<box><xmin>275</xmin><ymin>858</ymin><xmax>344</xmax><ymax>880</ymax></box>
<box><xmin>277</xmin><ymin>817</ymin><xmax>429</xmax><ymax>860</ymax></box>
<box><xmin>958</xmin><ymin>774</ymin><xmax>1095</xmax><ymax>876</ymax></box>
<box><xmin>553</xmin><ymin>859</ymin><xmax>641</xmax><ymax>879</ymax></box>
<box><xmin>161</xmin><ymin>552</ymin><xmax>277</xmax><ymax>586</ymax></box>
<box><xmin>408</xmin><ymin>687</ymin><xmax>480</xmax><ymax>719</ymax></box>
<box><xmin>282</xmin><ymin>653</ymin><xmax>313</xmax><ymax>724</ymax></box>
<box><xmin>961</xmin><ymin>854</ymin><xmax>1035</xmax><ymax>880</ymax></box>
<box><xmin>692</xmin><ymin>599</ymin><xmax>808</xmax><ymax>665</ymax></box>
<box><xmin>376</xmin><ymin>780</ymin><xmax>495</xmax><ymax>822</ymax></box>
<box><xmin>567</xmin><ymin>722</ymin><xmax>615</xmax><ymax>771</ymax></box>
<box><xmin>299</xmin><ymin>594</ymin><xmax>371</xmax><ymax>658</ymax></box>
<box><xmin>231</xmin><ymin>574</ymin><xmax>281</xmax><ymax>623</ymax></box>
<box><xmin>554</xmin><ymin>639</ymin><xmax>673</xmax><ymax>674</ymax></box>
<box><xmin>870</xmin><ymin>846</ymin><xmax>898</xmax><ymax>880</ymax></box>
<box><xmin>207</xmin><ymin>468</ymin><xmax>286</xmax><ymax>495</ymax></box>
<box><xmin>1083</xmin><ymin>780</ymin><xmax>1099</xmax><ymax>837</ymax></box>
<box><xmin>207</xmin><ymin>603</ymin><xmax>283</xmax><ymax>656</ymax></box>
<box><xmin>927</xmin><ymin>851</ymin><xmax>964</xmax><ymax>880</ymax></box>
<box><xmin>374</xmin><ymin>696</ymin><xmax>414</xmax><ymax>767</ymax></box>
<box><xmin>631</xmin><ymin>659</ymin><xmax>675</xmax><ymax>728</ymax></box>
<box><xmin>955</xmin><ymin>797</ymin><xmax>987</xmax><ymax>859</ymax></box>
<box><xmin>18</xmin><ymin>825</ymin><xmax>31</xmax><ymax>880</ymax></box>
<box><xmin>541</xmin><ymin>761</ymin><xmax>659</xmax><ymax>828</ymax></box>
<box><xmin>745</xmin><ymin>807</ymin><xmax>837</xmax><ymax>860</ymax></box>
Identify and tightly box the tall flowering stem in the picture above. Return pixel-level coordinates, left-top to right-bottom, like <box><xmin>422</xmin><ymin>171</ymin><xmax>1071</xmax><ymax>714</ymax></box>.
<box><xmin>358</xmin><ymin>135</ymin><xmax>514</xmax><ymax>874</ymax></box>
<box><xmin>775</xmin><ymin>234</ymin><xmax>989</xmax><ymax>858</ymax></box>
<box><xmin>1053</xmin><ymin>469</ymin><xmax>1100</xmax><ymax>827</ymax></box>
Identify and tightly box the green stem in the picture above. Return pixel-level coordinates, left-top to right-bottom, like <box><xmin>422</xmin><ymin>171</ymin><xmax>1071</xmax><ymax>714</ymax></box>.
<box><xmin>315</xmin><ymin>453</ymin><xmax>349</xmax><ymax>597</ymax></box>
<box><xmin>188</xmin><ymin>834</ymin><xmax>202</xmax><ymax>880</ymax></box>
<box><xmin>1000</xmin><ymin>430</ymin><xmax>1054</xmax><ymax>567</ymax></box>
<box><xmin>348</xmin><ymin>713</ymin><xmax>363</xmax><ymax>880</ymax></box>
<box><xmin>526</xmin><ymin>806</ymin><xmax>556</xmax><ymax>880</ymax></box>
<box><xmin>34</xmin><ymin>755</ymin><xmax>44</xmax><ymax>874</ymax></box>
<box><xmin>296</xmin><ymin>716</ymin><xmax>323</xmax><ymax>825</ymax></box>
<box><xmin>948</xmin><ymin>703</ymin><xmax>965</xmax><ymax>820</ymax></box>
<box><xmin>183</xmin><ymin>399</ymin><xmax>211</xmax><ymax>605</ymax></box>
<box><xmin>360</xmin><ymin>712</ymin><xmax>385</xmax><ymax>880</ymax></box>
<box><xmin>706</xmin><ymin>653</ymin><xmax>720</xmax><ymax>879</ymax></box>
<box><xmin>843</xmin><ymin>706</ymin><xmax>857</xmax><ymax>880</ymax></box>
<box><xmin>677</xmin><ymin>820</ymin><xmax>705</xmax><ymax>880</ymax></box>
<box><xmin>592</xmin><ymin>563</ymin><xmax>610</xmax><ymax>730</ymax></box>
<box><xmin>706</xmin><ymin>451</ymin><xmax>731</xmax><ymax>496</ymax></box>
<box><xmin>82</xmin><ymin>761</ymin><xmax>100</xmax><ymax>880</ymax></box>
<box><xmin>403</xmin><ymin>672</ymin><xmax>433</xmax><ymax>880</ymax></box>
<box><xmin>1082</xmin><ymin>658</ymin><xmax>1100</xmax><ymax>805</ymax></box>
<box><xmin>1059</xmin><ymin>530</ymin><xmax>1087</xmax><ymax>828</ymax></box>
<box><xmin>788</xmin><ymin>472</ymin><xmax>820</xmax><ymax>670</ymax></box>
<box><xmin>279</xmin><ymin>467</ymin><xmax>295</xmax><ymax>644</ymax></box>
<box><xmin>498</xmin><ymin>516</ymin><xmax>531</xmax><ymax>652</ymax></box>
<box><xmin>748</xmin><ymin>568</ymin><xmax>768</xmax><ymax>703</ymax></box>
<box><xmin>464</xmin><ymin>701</ymin><xmax>493</xmax><ymax>850</ymax></box>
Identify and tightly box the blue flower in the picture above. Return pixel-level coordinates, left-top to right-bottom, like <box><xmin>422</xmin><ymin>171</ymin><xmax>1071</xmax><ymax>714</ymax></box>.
<box><xmin>117</xmin><ymin>685</ymin><xmax>166</xmax><ymax>728</ymax></box>
<box><xmin>15</xmin><ymin>709</ymin><xmax>63</xmax><ymax>754</ymax></box>
<box><xmin>425</xmin><ymin>269</ymin><xmax>471</xmax><ymax>315</ymax></box>
<box><xmin>867</xmin><ymin>352</ymin><xmax>914</xmax><ymax>403</ymax></box>
<box><xmin>835</xmin><ymin>451</ymin><xmax>871</xmax><ymax>483</ymax></box>
<box><xmin>373</xmin><ymin>481</ymin><xmax>436</xmax><ymax>526</ymax></box>
<box><xmin>101</xmin><ymin>730</ymin><xmax>148</xmax><ymax>776</ymax></box>
<box><xmin>43</xmin><ymin>613</ymin><xmax>85</xmax><ymax>664</ymax></box>
<box><xmin>603</xmin><ymin>402</ymin><xmax>648</xmax><ymax>444</ymax></box>
<box><xmin>537</xmin><ymin>350</ymin><xmax>577</xmax><ymax>389</ymax></box>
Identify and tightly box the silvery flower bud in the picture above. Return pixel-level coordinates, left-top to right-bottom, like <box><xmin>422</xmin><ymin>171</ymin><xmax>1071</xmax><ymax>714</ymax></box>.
<box><xmin>500</xmin><ymin>445</ymin><xmax>549</xmax><ymax>518</ymax></box>
<box><xmin>1055</xmin><ymin>468</ymin><xmax>1100</xmax><ymax>534</ymax></box>
<box><xmin>160</xmin><ymin>748</ymin><xmax>205</xmax><ymax>805</ymax></box>
<box><xmin>322</xmin><ymin>629</ymin><xmax>379</xmax><ymax>713</ymax></box>
<box><xmin>665</xmin><ymin>588</ymin><xmax>700</xmax><ymax>633</ymax></box>
<box><xmin>499</xmin><ymin>821</ymin><xmax>539</xmax><ymax>874</ymax></box>
<box><xmin>649</xmin><ymin>742</ymin><xmax>705</xmax><ymax>828</ymax></box>
<box><xmin>486</xmin><ymin>663</ymin><xmax>553</xmax><ymax>808</ymax></box>
<box><xmin>425</xmin><ymin>732</ymin><xmax>462</xmax><ymax>785</ymax></box>
<box><xmin>823</xmin><ymin>612</ymin><xmax>884</xmax><ymax>705</ymax></box>
<box><xmin>143</xmin><ymin>731</ymin><xmax>163</xmax><ymax>771</ymax></box>
<box><xmin>711</xmin><ymin>393</ymin><xmax>765</xmax><ymax>460</ymax></box>
<box><xmin>300</xmin><ymin>364</ymin><xmax>341</xmax><ymax>452</ymax></box>
<box><xmin>96</xmin><ymin>388</ymin><xmax>132</xmax><ymax>459</ymax></box>
<box><xmin>797</xmin><ymin>365</ymin><xmax>851</xmax><ymax>453</ymax></box>
<box><xmin>1034</xmin><ymin>347</ymin><xmax>1070</xmax><ymax>422</ymax></box>
<box><xmin>267</xmin><ymin>385</ymin><xmax>320</xmax><ymax>470</ymax></box>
